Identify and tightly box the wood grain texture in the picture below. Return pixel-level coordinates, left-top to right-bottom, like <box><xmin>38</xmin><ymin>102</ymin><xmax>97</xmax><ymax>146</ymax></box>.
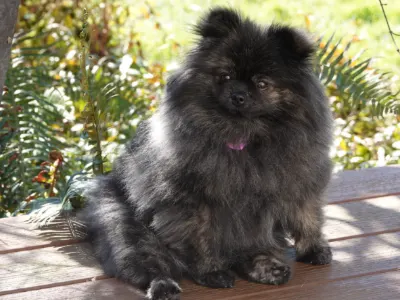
<box><xmin>184</xmin><ymin>271</ymin><xmax>400</xmax><ymax>300</ymax></box>
<box><xmin>0</xmin><ymin>243</ymin><xmax>103</xmax><ymax>295</ymax></box>
<box><xmin>1</xmin><ymin>165</ymin><xmax>400</xmax><ymax>298</ymax></box>
<box><xmin>1</xmin><ymin>233</ymin><xmax>398</xmax><ymax>299</ymax></box>
<box><xmin>1</xmin><ymin>195</ymin><xmax>399</xmax><ymax>253</ymax></box>
<box><xmin>2</xmin><ymin>272</ymin><xmax>399</xmax><ymax>300</ymax></box>
<box><xmin>326</xmin><ymin>165</ymin><xmax>400</xmax><ymax>203</ymax></box>
<box><xmin>179</xmin><ymin>233</ymin><xmax>400</xmax><ymax>299</ymax></box>
<box><xmin>1</xmin><ymin>233</ymin><xmax>398</xmax><ymax>297</ymax></box>
<box><xmin>0</xmin><ymin>278</ymin><xmax>146</xmax><ymax>300</ymax></box>
<box><xmin>323</xmin><ymin>195</ymin><xmax>400</xmax><ymax>240</ymax></box>
<box><xmin>0</xmin><ymin>216</ymin><xmax>80</xmax><ymax>254</ymax></box>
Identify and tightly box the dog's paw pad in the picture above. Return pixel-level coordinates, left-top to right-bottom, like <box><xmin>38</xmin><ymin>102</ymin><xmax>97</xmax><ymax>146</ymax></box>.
<box><xmin>146</xmin><ymin>278</ymin><xmax>181</xmax><ymax>300</ymax></box>
<box><xmin>248</xmin><ymin>256</ymin><xmax>291</xmax><ymax>285</ymax></box>
<box><xmin>195</xmin><ymin>270</ymin><xmax>235</xmax><ymax>288</ymax></box>
<box><xmin>297</xmin><ymin>246</ymin><xmax>332</xmax><ymax>265</ymax></box>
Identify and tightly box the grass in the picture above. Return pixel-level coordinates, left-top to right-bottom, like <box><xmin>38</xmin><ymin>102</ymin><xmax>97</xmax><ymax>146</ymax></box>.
<box><xmin>132</xmin><ymin>0</ymin><xmax>400</xmax><ymax>82</ymax></box>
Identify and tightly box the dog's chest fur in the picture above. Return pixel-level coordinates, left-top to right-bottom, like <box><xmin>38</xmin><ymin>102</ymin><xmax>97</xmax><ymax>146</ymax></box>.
<box><xmin>149</xmin><ymin>148</ymin><xmax>294</xmax><ymax>260</ymax></box>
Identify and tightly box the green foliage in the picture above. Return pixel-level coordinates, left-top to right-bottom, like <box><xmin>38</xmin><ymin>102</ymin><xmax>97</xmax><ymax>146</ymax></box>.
<box><xmin>0</xmin><ymin>32</ymin><xmax>70</xmax><ymax>216</ymax></box>
<box><xmin>27</xmin><ymin>171</ymin><xmax>90</xmax><ymax>227</ymax></box>
<box><xmin>316</xmin><ymin>35</ymin><xmax>399</xmax><ymax>116</ymax></box>
<box><xmin>1</xmin><ymin>1</ymin><xmax>399</xmax><ymax>218</ymax></box>
<box><xmin>314</xmin><ymin>35</ymin><xmax>399</xmax><ymax>170</ymax></box>
<box><xmin>348</xmin><ymin>7</ymin><xmax>380</xmax><ymax>24</ymax></box>
<box><xmin>0</xmin><ymin>1</ymin><xmax>166</xmax><ymax>217</ymax></box>
<box><xmin>79</xmin><ymin>8</ymin><xmax>104</xmax><ymax>175</ymax></box>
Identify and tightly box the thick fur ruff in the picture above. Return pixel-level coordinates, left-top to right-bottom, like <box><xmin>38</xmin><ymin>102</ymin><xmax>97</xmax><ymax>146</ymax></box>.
<box><xmin>79</xmin><ymin>7</ymin><xmax>333</xmax><ymax>300</ymax></box>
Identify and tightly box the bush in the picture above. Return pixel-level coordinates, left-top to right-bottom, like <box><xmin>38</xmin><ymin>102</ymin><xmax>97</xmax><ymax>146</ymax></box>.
<box><xmin>0</xmin><ymin>1</ymin><xmax>399</xmax><ymax>218</ymax></box>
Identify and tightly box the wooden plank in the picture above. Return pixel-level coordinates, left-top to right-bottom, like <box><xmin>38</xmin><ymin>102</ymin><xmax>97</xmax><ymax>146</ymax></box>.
<box><xmin>4</xmin><ymin>272</ymin><xmax>398</xmax><ymax>300</ymax></box>
<box><xmin>1</xmin><ymin>195</ymin><xmax>399</xmax><ymax>253</ymax></box>
<box><xmin>0</xmin><ymin>279</ymin><xmax>146</xmax><ymax>300</ymax></box>
<box><xmin>0</xmin><ymin>243</ymin><xmax>104</xmax><ymax>295</ymax></box>
<box><xmin>186</xmin><ymin>271</ymin><xmax>400</xmax><ymax>300</ymax></box>
<box><xmin>1</xmin><ymin>236</ymin><xmax>398</xmax><ymax>299</ymax></box>
<box><xmin>0</xmin><ymin>166</ymin><xmax>399</xmax><ymax>253</ymax></box>
<box><xmin>2</xmin><ymin>272</ymin><xmax>399</xmax><ymax>300</ymax></box>
<box><xmin>0</xmin><ymin>215</ymin><xmax>81</xmax><ymax>254</ymax></box>
<box><xmin>323</xmin><ymin>195</ymin><xmax>400</xmax><ymax>241</ymax></box>
<box><xmin>1</xmin><ymin>233</ymin><xmax>398</xmax><ymax>296</ymax></box>
<box><xmin>0</xmin><ymin>166</ymin><xmax>399</xmax><ymax>297</ymax></box>
<box><xmin>180</xmin><ymin>233</ymin><xmax>400</xmax><ymax>299</ymax></box>
<box><xmin>326</xmin><ymin>166</ymin><xmax>400</xmax><ymax>203</ymax></box>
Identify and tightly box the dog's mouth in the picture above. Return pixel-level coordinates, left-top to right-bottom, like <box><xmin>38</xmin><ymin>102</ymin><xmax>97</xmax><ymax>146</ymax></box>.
<box><xmin>212</xmin><ymin>106</ymin><xmax>250</xmax><ymax>150</ymax></box>
<box><xmin>226</xmin><ymin>140</ymin><xmax>247</xmax><ymax>151</ymax></box>
<box><xmin>216</xmin><ymin>102</ymin><xmax>248</xmax><ymax>118</ymax></box>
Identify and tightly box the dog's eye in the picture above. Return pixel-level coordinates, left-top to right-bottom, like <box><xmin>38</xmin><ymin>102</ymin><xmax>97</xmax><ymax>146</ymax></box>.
<box><xmin>257</xmin><ymin>81</ymin><xmax>268</xmax><ymax>89</ymax></box>
<box><xmin>220</xmin><ymin>74</ymin><xmax>231</xmax><ymax>81</ymax></box>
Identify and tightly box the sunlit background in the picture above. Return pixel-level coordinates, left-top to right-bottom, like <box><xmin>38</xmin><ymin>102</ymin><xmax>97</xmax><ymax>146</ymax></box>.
<box><xmin>1</xmin><ymin>0</ymin><xmax>400</xmax><ymax>217</ymax></box>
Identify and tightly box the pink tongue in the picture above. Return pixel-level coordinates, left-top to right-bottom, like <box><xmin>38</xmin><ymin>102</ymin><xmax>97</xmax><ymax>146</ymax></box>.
<box><xmin>227</xmin><ymin>142</ymin><xmax>247</xmax><ymax>150</ymax></box>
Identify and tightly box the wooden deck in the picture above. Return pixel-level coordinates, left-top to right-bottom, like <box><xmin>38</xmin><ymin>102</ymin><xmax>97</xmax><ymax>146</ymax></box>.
<box><xmin>1</xmin><ymin>166</ymin><xmax>399</xmax><ymax>299</ymax></box>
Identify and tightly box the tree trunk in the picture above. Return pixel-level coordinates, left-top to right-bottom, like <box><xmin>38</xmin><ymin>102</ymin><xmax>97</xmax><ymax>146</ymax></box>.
<box><xmin>0</xmin><ymin>0</ymin><xmax>20</xmax><ymax>102</ymax></box>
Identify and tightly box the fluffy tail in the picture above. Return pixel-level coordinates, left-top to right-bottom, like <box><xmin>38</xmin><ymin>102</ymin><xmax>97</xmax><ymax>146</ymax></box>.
<box><xmin>78</xmin><ymin>174</ymin><xmax>182</xmax><ymax>298</ymax></box>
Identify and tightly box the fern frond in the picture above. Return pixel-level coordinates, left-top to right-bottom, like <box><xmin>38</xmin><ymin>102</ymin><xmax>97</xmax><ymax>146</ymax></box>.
<box><xmin>316</xmin><ymin>35</ymin><xmax>399</xmax><ymax>117</ymax></box>
<box><xmin>26</xmin><ymin>171</ymin><xmax>90</xmax><ymax>227</ymax></box>
<box><xmin>0</xmin><ymin>32</ymin><xmax>71</xmax><ymax>216</ymax></box>
<box><xmin>79</xmin><ymin>8</ymin><xmax>105</xmax><ymax>176</ymax></box>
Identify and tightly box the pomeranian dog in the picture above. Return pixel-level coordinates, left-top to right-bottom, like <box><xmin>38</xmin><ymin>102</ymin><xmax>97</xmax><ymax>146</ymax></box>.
<box><xmin>80</xmin><ymin>7</ymin><xmax>333</xmax><ymax>300</ymax></box>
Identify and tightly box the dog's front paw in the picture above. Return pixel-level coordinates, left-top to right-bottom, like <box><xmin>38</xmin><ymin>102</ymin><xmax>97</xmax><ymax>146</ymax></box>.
<box><xmin>194</xmin><ymin>270</ymin><xmax>235</xmax><ymax>288</ymax></box>
<box><xmin>146</xmin><ymin>278</ymin><xmax>181</xmax><ymax>300</ymax></box>
<box><xmin>297</xmin><ymin>246</ymin><xmax>332</xmax><ymax>265</ymax></box>
<box><xmin>245</xmin><ymin>256</ymin><xmax>291</xmax><ymax>285</ymax></box>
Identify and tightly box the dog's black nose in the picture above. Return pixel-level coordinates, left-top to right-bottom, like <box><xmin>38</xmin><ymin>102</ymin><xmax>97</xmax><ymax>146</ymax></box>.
<box><xmin>231</xmin><ymin>92</ymin><xmax>246</xmax><ymax>107</ymax></box>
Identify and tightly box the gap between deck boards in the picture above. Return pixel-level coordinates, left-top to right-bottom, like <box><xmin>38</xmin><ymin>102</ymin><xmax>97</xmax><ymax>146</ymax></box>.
<box><xmin>1</xmin><ymin>166</ymin><xmax>399</xmax><ymax>298</ymax></box>
<box><xmin>3</xmin><ymin>191</ymin><xmax>399</xmax><ymax>254</ymax></box>
<box><xmin>327</xmin><ymin>227</ymin><xmax>400</xmax><ymax>242</ymax></box>
<box><xmin>208</xmin><ymin>268</ymin><xmax>400</xmax><ymax>300</ymax></box>
<box><xmin>1</xmin><ymin>265</ymin><xmax>397</xmax><ymax>297</ymax></box>
<box><xmin>4</xmin><ymin>227</ymin><xmax>399</xmax><ymax>255</ymax></box>
<box><xmin>327</xmin><ymin>191</ymin><xmax>400</xmax><ymax>205</ymax></box>
<box><xmin>0</xmin><ymin>239</ymin><xmax>82</xmax><ymax>254</ymax></box>
<box><xmin>0</xmin><ymin>276</ymin><xmax>110</xmax><ymax>296</ymax></box>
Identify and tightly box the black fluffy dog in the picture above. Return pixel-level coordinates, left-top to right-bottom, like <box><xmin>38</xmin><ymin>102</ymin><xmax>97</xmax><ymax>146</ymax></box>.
<box><xmin>80</xmin><ymin>7</ymin><xmax>333</xmax><ymax>300</ymax></box>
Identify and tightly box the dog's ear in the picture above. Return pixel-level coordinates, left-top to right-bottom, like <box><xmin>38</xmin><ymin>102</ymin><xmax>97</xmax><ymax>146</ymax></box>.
<box><xmin>269</xmin><ymin>25</ymin><xmax>315</xmax><ymax>63</ymax></box>
<box><xmin>194</xmin><ymin>7</ymin><xmax>242</xmax><ymax>39</ymax></box>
